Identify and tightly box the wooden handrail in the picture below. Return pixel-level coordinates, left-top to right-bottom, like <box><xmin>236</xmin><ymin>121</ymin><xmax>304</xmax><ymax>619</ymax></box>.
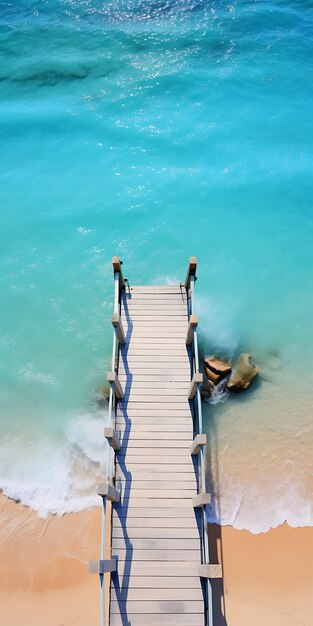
<box><xmin>188</xmin><ymin>266</ymin><xmax>215</xmax><ymax>626</ymax></box>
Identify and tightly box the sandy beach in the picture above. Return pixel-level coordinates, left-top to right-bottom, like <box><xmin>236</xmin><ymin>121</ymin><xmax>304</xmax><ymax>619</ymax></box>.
<box><xmin>0</xmin><ymin>495</ymin><xmax>312</xmax><ymax>626</ymax></box>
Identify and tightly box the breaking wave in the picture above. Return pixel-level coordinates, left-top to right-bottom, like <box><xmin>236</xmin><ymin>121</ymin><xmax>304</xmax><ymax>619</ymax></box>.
<box><xmin>0</xmin><ymin>410</ymin><xmax>109</xmax><ymax>517</ymax></box>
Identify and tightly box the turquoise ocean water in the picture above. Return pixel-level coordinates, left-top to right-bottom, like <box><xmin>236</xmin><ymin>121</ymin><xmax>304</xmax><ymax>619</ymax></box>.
<box><xmin>1</xmin><ymin>0</ymin><xmax>313</xmax><ymax>532</ymax></box>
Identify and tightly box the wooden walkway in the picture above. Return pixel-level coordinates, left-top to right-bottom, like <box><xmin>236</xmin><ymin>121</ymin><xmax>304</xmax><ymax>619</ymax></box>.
<box><xmin>89</xmin><ymin>257</ymin><xmax>221</xmax><ymax>626</ymax></box>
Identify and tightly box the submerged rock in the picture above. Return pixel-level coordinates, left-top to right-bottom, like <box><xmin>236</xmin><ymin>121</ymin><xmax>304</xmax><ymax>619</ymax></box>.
<box><xmin>227</xmin><ymin>353</ymin><xmax>260</xmax><ymax>392</ymax></box>
<box><xmin>201</xmin><ymin>376</ymin><xmax>215</xmax><ymax>399</ymax></box>
<box><xmin>204</xmin><ymin>355</ymin><xmax>232</xmax><ymax>384</ymax></box>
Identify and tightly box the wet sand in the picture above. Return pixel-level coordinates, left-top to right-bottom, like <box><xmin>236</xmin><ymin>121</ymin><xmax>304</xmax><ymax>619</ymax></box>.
<box><xmin>0</xmin><ymin>495</ymin><xmax>312</xmax><ymax>626</ymax></box>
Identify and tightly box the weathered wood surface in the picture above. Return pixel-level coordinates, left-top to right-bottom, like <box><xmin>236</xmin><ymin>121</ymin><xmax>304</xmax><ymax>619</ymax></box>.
<box><xmin>110</xmin><ymin>285</ymin><xmax>205</xmax><ymax>625</ymax></box>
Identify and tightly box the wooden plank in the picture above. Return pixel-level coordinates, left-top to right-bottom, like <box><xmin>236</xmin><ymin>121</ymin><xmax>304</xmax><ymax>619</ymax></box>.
<box><xmin>116</xmin><ymin>410</ymin><xmax>192</xmax><ymax>417</ymax></box>
<box><xmin>123</xmin><ymin>317</ymin><xmax>188</xmax><ymax>323</ymax></box>
<box><xmin>125</xmin><ymin>297</ymin><xmax>188</xmax><ymax>304</ymax></box>
<box><xmin>125</xmin><ymin>307</ymin><xmax>188</xmax><ymax>313</ymax></box>
<box><xmin>111</xmin><ymin>561</ymin><xmax>200</xmax><ymax>575</ymax></box>
<box><xmin>120</xmin><ymin>370</ymin><xmax>190</xmax><ymax>378</ymax></box>
<box><xmin>118</xmin><ymin>372</ymin><xmax>190</xmax><ymax>380</ymax></box>
<box><xmin>117</xmin><ymin>407</ymin><xmax>192</xmax><ymax>415</ymax></box>
<box><xmin>128</xmin><ymin>285</ymin><xmax>183</xmax><ymax>290</ymax></box>
<box><xmin>117</xmin><ymin>420</ymin><xmax>191</xmax><ymax>429</ymax></box>
<box><xmin>120</xmin><ymin>487</ymin><xmax>198</xmax><ymax>497</ymax></box>
<box><xmin>118</xmin><ymin>368</ymin><xmax>191</xmax><ymax>376</ymax></box>
<box><xmin>121</xmin><ymin>326</ymin><xmax>188</xmax><ymax>332</ymax></box>
<box><xmin>110</xmin><ymin>588</ymin><xmax>203</xmax><ymax>601</ymax></box>
<box><xmin>121</xmin><ymin>381</ymin><xmax>189</xmax><ymax>389</ymax></box>
<box><xmin>123</xmin><ymin>330</ymin><xmax>187</xmax><ymax>336</ymax></box>
<box><xmin>115</xmin><ymin>470</ymin><xmax>197</xmax><ymax>482</ymax></box>
<box><xmin>120</xmin><ymin>315</ymin><xmax>188</xmax><ymax>321</ymax></box>
<box><xmin>115</xmin><ymin>418</ymin><xmax>192</xmax><ymax>427</ymax></box>
<box><xmin>127</xmin><ymin>289</ymin><xmax>187</xmax><ymax>294</ymax></box>
<box><xmin>111</xmin><ymin>549</ymin><xmax>199</xmax><ymax>562</ymax></box>
<box><xmin>122</xmin><ymin>349</ymin><xmax>188</xmax><ymax>357</ymax></box>
<box><xmin>110</xmin><ymin>614</ymin><xmax>204</xmax><ymax>626</ymax></box>
<box><xmin>120</xmin><ymin>396</ymin><xmax>189</xmax><ymax>404</ymax></box>
<box><xmin>125</xmin><ymin>299</ymin><xmax>186</xmax><ymax>304</ymax></box>
<box><xmin>117</xmin><ymin>444</ymin><xmax>192</xmax><ymax>454</ymax></box>
<box><xmin>116</xmin><ymin>419</ymin><xmax>192</xmax><ymax>429</ymax></box>
<box><xmin>119</xmin><ymin>439</ymin><xmax>191</xmax><ymax>448</ymax></box>
<box><xmin>120</xmin><ymin>432</ymin><xmax>191</xmax><ymax>440</ymax></box>
<box><xmin>123</xmin><ymin>294</ymin><xmax>187</xmax><ymax>304</ymax></box>
<box><xmin>126</xmin><ymin>305</ymin><xmax>188</xmax><ymax>309</ymax></box>
<box><xmin>116</xmin><ymin>454</ymin><xmax>192</xmax><ymax>463</ymax></box>
<box><xmin>120</xmin><ymin>401</ymin><xmax>189</xmax><ymax>409</ymax></box>
<box><xmin>121</xmin><ymin>388</ymin><xmax>190</xmax><ymax>397</ymax></box>
<box><xmin>120</xmin><ymin>394</ymin><xmax>189</xmax><ymax>409</ymax></box>
<box><xmin>116</xmin><ymin>499</ymin><xmax>194</xmax><ymax>510</ymax></box>
<box><xmin>112</xmin><ymin>508</ymin><xmax>195</xmax><ymax>518</ymax></box>
<box><xmin>117</xmin><ymin>456</ymin><xmax>193</xmax><ymax>464</ymax></box>
<box><xmin>112</xmin><ymin>527</ymin><xmax>199</xmax><ymax>539</ymax></box>
<box><xmin>122</xmin><ymin>289</ymin><xmax>187</xmax><ymax>294</ymax></box>
<box><xmin>126</xmin><ymin>309</ymin><xmax>187</xmax><ymax>315</ymax></box>
<box><xmin>110</xmin><ymin>575</ymin><xmax>200</xmax><ymax>589</ymax></box>
<box><xmin>119</xmin><ymin>380</ymin><xmax>190</xmax><ymax>386</ymax></box>
<box><xmin>122</xmin><ymin>336</ymin><xmax>187</xmax><ymax>341</ymax></box>
<box><xmin>122</xmin><ymin>290</ymin><xmax>188</xmax><ymax>304</ymax></box>
<box><xmin>126</xmin><ymin>289</ymin><xmax>187</xmax><ymax>295</ymax></box>
<box><xmin>119</xmin><ymin>479</ymin><xmax>197</xmax><ymax>489</ymax></box>
<box><xmin>110</xmin><ymin>600</ymin><xmax>202</xmax><ymax>613</ymax></box>
<box><xmin>116</xmin><ymin>487</ymin><xmax>199</xmax><ymax>498</ymax></box>
<box><xmin>117</xmin><ymin>402</ymin><xmax>191</xmax><ymax>410</ymax></box>
<box><xmin>112</xmin><ymin>516</ymin><xmax>199</xmax><ymax>528</ymax></box>
<box><xmin>122</xmin><ymin>317</ymin><xmax>188</xmax><ymax>322</ymax></box>
<box><xmin>121</xmin><ymin>321</ymin><xmax>188</xmax><ymax>327</ymax></box>
<box><xmin>116</xmin><ymin>464</ymin><xmax>195</xmax><ymax>473</ymax></box>
<box><xmin>120</xmin><ymin>491</ymin><xmax>196</xmax><ymax>501</ymax></box>
<box><xmin>121</xmin><ymin>356</ymin><xmax>189</xmax><ymax>363</ymax></box>
<box><xmin>125</xmin><ymin>335</ymin><xmax>188</xmax><ymax>343</ymax></box>
<box><xmin>123</xmin><ymin>327</ymin><xmax>187</xmax><ymax>334</ymax></box>
<box><xmin>112</xmin><ymin>538</ymin><xmax>200</xmax><ymax>550</ymax></box>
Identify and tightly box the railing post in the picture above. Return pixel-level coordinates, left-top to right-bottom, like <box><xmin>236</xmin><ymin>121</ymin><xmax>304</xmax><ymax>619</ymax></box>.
<box><xmin>111</xmin><ymin>313</ymin><xmax>125</xmax><ymax>344</ymax></box>
<box><xmin>186</xmin><ymin>314</ymin><xmax>198</xmax><ymax>346</ymax></box>
<box><xmin>190</xmin><ymin>433</ymin><xmax>207</xmax><ymax>456</ymax></box>
<box><xmin>185</xmin><ymin>255</ymin><xmax>197</xmax><ymax>290</ymax></box>
<box><xmin>107</xmin><ymin>372</ymin><xmax>124</xmax><ymax>399</ymax></box>
<box><xmin>112</xmin><ymin>256</ymin><xmax>125</xmax><ymax>292</ymax></box>
<box><xmin>104</xmin><ymin>426</ymin><xmax>121</xmax><ymax>451</ymax></box>
<box><xmin>188</xmin><ymin>372</ymin><xmax>203</xmax><ymax>400</ymax></box>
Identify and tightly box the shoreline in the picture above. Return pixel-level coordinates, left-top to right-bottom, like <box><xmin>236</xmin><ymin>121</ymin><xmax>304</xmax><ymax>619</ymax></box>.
<box><xmin>0</xmin><ymin>496</ymin><xmax>313</xmax><ymax>625</ymax></box>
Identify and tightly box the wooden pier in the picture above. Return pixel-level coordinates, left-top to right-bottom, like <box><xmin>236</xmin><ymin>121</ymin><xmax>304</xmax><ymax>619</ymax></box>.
<box><xmin>89</xmin><ymin>257</ymin><xmax>222</xmax><ymax>626</ymax></box>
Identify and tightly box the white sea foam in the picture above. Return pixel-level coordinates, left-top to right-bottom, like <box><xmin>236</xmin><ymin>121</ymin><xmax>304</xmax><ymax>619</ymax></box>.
<box><xmin>206</xmin><ymin>377</ymin><xmax>229</xmax><ymax>405</ymax></box>
<box><xmin>0</xmin><ymin>410</ymin><xmax>110</xmax><ymax>517</ymax></box>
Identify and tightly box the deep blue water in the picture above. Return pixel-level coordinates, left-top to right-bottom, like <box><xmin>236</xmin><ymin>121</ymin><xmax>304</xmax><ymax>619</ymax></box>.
<box><xmin>0</xmin><ymin>0</ymin><xmax>313</xmax><ymax>530</ymax></box>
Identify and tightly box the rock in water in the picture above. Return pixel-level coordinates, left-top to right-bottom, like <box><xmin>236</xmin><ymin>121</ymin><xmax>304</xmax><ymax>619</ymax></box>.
<box><xmin>204</xmin><ymin>355</ymin><xmax>232</xmax><ymax>375</ymax></box>
<box><xmin>227</xmin><ymin>354</ymin><xmax>260</xmax><ymax>392</ymax></box>
<box><xmin>204</xmin><ymin>355</ymin><xmax>232</xmax><ymax>384</ymax></box>
<box><xmin>205</xmin><ymin>367</ymin><xmax>220</xmax><ymax>384</ymax></box>
<box><xmin>201</xmin><ymin>375</ymin><xmax>215</xmax><ymax>399</ymax></box>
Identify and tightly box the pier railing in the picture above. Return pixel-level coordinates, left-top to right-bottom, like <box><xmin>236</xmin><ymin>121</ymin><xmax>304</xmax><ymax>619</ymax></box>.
<box><xmin>186</xmin><ymin>256</ymin><xmax>221</xmax><ymax>626</ymax></box>
<box><xmin>89</xmin><ymin>256</ymin><xmax>126</xmax><ymax>626</ymax></box>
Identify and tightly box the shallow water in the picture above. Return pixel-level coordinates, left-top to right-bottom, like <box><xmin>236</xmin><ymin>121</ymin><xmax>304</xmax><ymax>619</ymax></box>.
<box><xmin>0</xmin><ymin>0</ymin><xmax>312</xmax><ymax>530</ymax></box>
